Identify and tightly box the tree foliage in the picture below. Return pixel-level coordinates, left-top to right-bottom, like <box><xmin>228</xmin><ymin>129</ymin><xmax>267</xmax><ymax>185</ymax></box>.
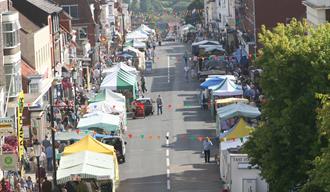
<box><xmin>243</xmin><ymin>20</ymin><xmax>330</xmax><ymax>192</ymax></box>
<box><xmin>301</xmin><ymin>93</ymin><xmax>330</xmax><ymax>192</ymax></box>
<box><xmin>184</xmin><ymin>0</ymin><xmax>204</xmax><ymax>25</ymax></box>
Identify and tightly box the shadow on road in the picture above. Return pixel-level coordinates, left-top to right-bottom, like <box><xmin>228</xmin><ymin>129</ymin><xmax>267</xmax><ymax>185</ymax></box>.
<box><xmin>117</xmin><ymin>163</ymin><xmax>222</xmax><ymax>192</ymax></box>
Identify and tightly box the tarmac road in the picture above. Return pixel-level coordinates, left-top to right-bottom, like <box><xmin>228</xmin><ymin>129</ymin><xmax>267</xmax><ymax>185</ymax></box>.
<box><xmin>117</xmin><ymin>41</ymin><xmax>222</xmax><ymax>192</ymax></box>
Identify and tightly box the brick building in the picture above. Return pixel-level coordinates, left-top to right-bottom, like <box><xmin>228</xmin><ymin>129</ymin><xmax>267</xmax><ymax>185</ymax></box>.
<box><xmin>236</xmin><ymin>0</ymin><xmax>306</xmax><ymax>54</ymax></box>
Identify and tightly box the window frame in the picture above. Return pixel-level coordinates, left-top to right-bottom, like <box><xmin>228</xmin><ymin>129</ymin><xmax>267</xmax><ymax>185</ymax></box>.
<box><xmin>61</xmin><ymin>4</ymin><xmax>79</xmax><ymax>20</ymax></box>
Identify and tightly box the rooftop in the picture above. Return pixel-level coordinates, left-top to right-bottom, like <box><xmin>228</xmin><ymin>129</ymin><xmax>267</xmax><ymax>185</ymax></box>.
<box><xmin>26</xmin><ymin>0</ymin><xmax>62</xmax><ymax>14</ymax></box>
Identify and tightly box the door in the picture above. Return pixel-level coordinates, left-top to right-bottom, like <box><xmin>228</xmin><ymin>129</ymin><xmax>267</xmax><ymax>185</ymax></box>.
<box><xmin>242</xmin><ymin>179</ymin><xmax>256</xmax><ymax>192</ymax></box>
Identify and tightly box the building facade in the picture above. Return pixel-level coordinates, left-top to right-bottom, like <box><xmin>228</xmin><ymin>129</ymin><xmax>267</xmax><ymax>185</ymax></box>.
<box><xmin>303</xmin><ymin>0</ymin><xmax>330</xmax><ymax>25</ymax></box>
<box><xmin>236</xmin><ymin>0</ymin><xmax>306</xmax><ymax>55</ymax></box>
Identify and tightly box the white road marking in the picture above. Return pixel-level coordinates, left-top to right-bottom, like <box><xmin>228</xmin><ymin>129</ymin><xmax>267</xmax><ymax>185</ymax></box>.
<box><xmin>167</xmin><ymin>56</ymin><xmax>170</xmax><ymax>83</ymax></box>
<box><xmin>166</xmin><ymin>131</ymin><xmax>171</xmax><ymax>190</ymax></box>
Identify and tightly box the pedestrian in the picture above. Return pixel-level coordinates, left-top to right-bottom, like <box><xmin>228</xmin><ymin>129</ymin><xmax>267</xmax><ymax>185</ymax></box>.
<box><xmin>156</xmin><ymin>95</ymin><xmax>163</xmax><ymax>115</ymax></box>
<box><xmin>203</xmin><ymin>137</ymin><xmax>213</xmax><ymax>163</ymax></box>
<box><xmin>45</xmin><ymin>146</ymin><xmax>53</xmax><ymax>171</ymax></box>
<box><xmin>39</xmin><ymin>149</ymin><xmax>47</xmax><ymax>169</ymax></box>
<box><xmin>41</xmin><ymin>177</ymin><xmax>52</xmax><ymax>192</ymax></box>
<box><xmin>26</xmin><ymin>176</ymin><xmax>33</xmax><ymax>192</ymax></box>
<box><xmin>141</xmin><ymin>76</ymin><xmax>147</xmax><ymax>93</ymax></box>
<box><xmin>36</xmin><ymin>165</ymin><xmax>46</xmax><ymax>184</ymax></box>
<box><xmin>184</xmin><ymin>65</ymin><xmax>190</xmax><ymax>80</ymax></box>
<box><xmin>42</xmin><ymin>136</ymin><xmax>51</xmax><ymax>150</ymax></box>
<box><xmin>15</xmin><ymin>183</ymin><xmax>26</xmax><ymax>192</ymax></box>
<box><xmin>183</xmin><ymin>51</ymin><xmax>188</xmax><ymax>66</ymax></box>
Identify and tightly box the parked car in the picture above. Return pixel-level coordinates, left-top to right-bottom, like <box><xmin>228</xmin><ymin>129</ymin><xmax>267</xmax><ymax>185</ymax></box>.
<box><xmin>101</xmin><ymin>135</ymin><xmax>127</xmax><ymax>163</ymax></box>
<box><xmin>136</xmin><ymin>97</ymin><xmax>155</xmax><ymax>116</ymax></box>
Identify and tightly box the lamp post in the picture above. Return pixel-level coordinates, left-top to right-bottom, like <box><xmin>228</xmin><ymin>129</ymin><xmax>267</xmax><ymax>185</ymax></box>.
<box><xmin>33</xmin><ymin>140</ymin><xmax>42</xmax><ymax>192</ymax></box>
<box><xmin>72</xmin><ymin>68</ymin><xmax>78</xmax><ymax>128</ymax></box>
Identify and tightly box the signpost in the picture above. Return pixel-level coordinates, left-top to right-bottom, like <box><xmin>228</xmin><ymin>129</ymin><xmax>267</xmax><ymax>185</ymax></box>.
<box><xmin>0</xmin><ymin>117</ymin><xmax>14</xmax><ymax>136</ymax></box>
<box><xmin>0</xmin><ymin>153</ymin><xmax>18</xmax><ymax>171</ymax></box>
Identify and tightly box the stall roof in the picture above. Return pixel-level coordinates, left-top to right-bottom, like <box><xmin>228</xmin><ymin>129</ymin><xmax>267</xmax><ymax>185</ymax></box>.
<box><xmin>217</xmin><ymin>103</ymin><xmax>261</xmax><ymax>120</ymax></box>
<box><xmin>57</xmin><ymin>150</ymin><xmax>115</xmax><ymax>184</ymax></box>
<box><xmin>77</xmin><ymin>112</ymin><xmax>121</xmax><ymax>133</ymax></box>
<box><xmin>215</xmin><ymin>98</ymin><xmax>249</xmax><ymax>105</ymax></box>
<box><xmin>220</xmin><ymin>118</ymin><xmax>254</xmax><ymax>141</ymax></box>
<box><xmin>192</xmin><ymin>40</ymin><xmax>220</xmax><ymax>46</ymax></box>
<box><xmin>200</xmin><ymin>75</ymin><xmax>236</xmax><ymax>89</ymax></box>
<box><xmin>63</xmin><ymin>135</ymin><xmax>115</xmax><ymax>156</ymax></box>
<box><xmin>212</xmin><ymin>78</ymin><xmax>243</xmax><ymax>96</ymax></box>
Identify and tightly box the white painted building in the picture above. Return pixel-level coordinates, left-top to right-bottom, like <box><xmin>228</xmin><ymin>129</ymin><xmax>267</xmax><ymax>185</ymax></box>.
<box><xmin>220</xmin><ymin>150</ymin><xmax>268</xmax><ymax>192</ymax></box>
<box><xmin>303</xmin><ymin>0</ymin><xmax>330</xmax><ymax>25</ymax></box>
<box><xmin>217</xmin><ymin>0</ymin><xmax>236</xmax><ymax>29</ymax></box>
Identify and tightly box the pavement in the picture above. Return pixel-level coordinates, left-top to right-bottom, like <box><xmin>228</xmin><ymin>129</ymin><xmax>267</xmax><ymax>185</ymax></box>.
<box><xmin>117</xmin><ymin>41</ymin><xmax>223</xmax><ymax>192</ymax></box>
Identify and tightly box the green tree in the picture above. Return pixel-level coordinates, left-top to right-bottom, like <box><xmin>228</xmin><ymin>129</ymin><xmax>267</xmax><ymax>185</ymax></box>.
<box><xmin>130</xmin><ymin>0</ymin><xmax>140</xmax><ymax>12</ymax></box>
<box><xmin>244</xmin><ymin>20</ymin><xmax>330</xmax><ymax>191</ymax></box>
<box><xmin>302</xmin><ymin>93</ymin><xmax>330</xmax><ymax>192</ymax></box>
<box><xmin>184</xmin><ymin>0</ymin><xmax>204</xmax><ymax>25</ymax></box>
<box><xmin>140</xmin><ymin>0</ymin><xmax>152</xmax><ymax>13</ymax></box>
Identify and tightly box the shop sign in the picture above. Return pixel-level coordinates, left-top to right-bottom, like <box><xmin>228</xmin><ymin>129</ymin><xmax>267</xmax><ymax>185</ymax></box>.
<box><xmin>0</xmin><ymin>153</ymin><xmax>18</xmax><ymax>171</ymax></box>
<box><xmin>17</xmin><ymin>91</ymin><xmax>24</xmax><ymax>160</ymax></box>
<box><xmin>0</xmin><ymin>117</ymin><xmax>14</xmax><ymax>136</ymax></box>
<box><xmin>232</xmin><ymin>156</ymin><xmax>249</xmax><ymax>163</ymax></box>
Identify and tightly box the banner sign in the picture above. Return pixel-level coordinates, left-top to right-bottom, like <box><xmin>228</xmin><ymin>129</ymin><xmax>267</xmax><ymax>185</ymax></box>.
<box><xmin>17</xmin><ymin>91</ymin><xmax>24</xmax><ymax>160</ymax></box>
<box><xmin>0</xmin><ymin>117</ymin><xmax>14</xmax><ymax>136</ymax></box>
<box><xmin>0</xmin><ymin>153</ymin><xmax>18</xmax><ymax>171</ymax></box>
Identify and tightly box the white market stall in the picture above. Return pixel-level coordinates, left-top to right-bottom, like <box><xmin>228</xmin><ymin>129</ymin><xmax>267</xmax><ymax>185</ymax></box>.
<box><xmin>77</xmin><ymin>112</ymin><xmax>122</xmax><ymax>134</ymax></box>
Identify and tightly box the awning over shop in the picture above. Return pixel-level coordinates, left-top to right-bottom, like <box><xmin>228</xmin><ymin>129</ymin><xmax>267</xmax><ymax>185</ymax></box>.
<box><xmin>217</xmin><ymin>103</ymin><xmax>261</xmax><ymax>120</ymax></box>
<box><xmin>77</xmin><ymin>112</ymin><xmax>121</xmax><ymax>133</ymax></box>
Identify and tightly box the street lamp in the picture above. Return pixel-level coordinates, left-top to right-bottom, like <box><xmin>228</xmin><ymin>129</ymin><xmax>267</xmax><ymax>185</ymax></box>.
<box><xmin>72</xmin><ymin>68</ymin><xmax>78</xmax><ymax>128</ymax></box>
<box><xmin>33</xmin><ymin>140</ymin><xmax>42</xmax><ymax>192</ymax></box>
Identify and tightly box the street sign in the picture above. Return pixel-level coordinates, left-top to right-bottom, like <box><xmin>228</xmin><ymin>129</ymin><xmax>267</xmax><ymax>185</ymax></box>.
<box><xmin>0</xmin><ymin>117</ymin><xmax>14</xmax><ymax>136</ymax></box>
<box><xmin>0</xmin><ymin>153</ymin><xmax>18</xmax><ymax>171</ymax></box>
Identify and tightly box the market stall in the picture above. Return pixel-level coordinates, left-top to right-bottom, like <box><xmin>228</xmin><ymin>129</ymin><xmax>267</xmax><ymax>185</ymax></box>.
<box><xmin>210</xmin><ymin>78</ymin><xmax>243</xmax><ymax>118</ymax></box>
<box><xmin>59</xmin><ymin>135</ymin><xmax>120</xmax><ymax>191</ymax></box>
<box><xmin>124</xmin><ymin>46</ymin><xmax>146</xmax><ymax>70</ymax></box>
<box><xmin>100</xmin><ymin>68</ymin><xmax>139</xmax><ymax>102</ymax></box>
<box><xmin>77</xmin><ymin>112</ymin><xmax>122</xmax><ymax>134</ymax></box>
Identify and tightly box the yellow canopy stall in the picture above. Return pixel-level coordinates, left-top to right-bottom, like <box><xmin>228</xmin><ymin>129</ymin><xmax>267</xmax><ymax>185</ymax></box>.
<box><xmin>215</xmin><ymin>97</ymin><xmax>249</xmax><ymax>105</ymax></box>
<box><xmin>62</xmin><ymin>135</ymin><xmax>119</xmax><ymax>181</ymax></box>
<box><xmin>220</xmin><ymin>118</ymin><xmax>254</xmax><ymax>141</ymax></box>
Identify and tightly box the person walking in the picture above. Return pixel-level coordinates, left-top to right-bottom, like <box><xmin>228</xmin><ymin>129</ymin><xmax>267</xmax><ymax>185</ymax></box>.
<box><xmin>156</xmin><ymin>95</ymin><xmax>163</xmax><ymax>115</ymax></box>
<box><xmin>45</xmin><ymin>146</ymin><xmax>53</xmax><ymax>171</ymax></box>
<box><xmin>141</xmin><ymin>76</ymin><xmax>147</xmax><ymax>93</ymax></box>
<box><xmin>203</xmin><ymin>137</ymin><xmax>213</xmax><ymax>163</ymax></box>
<box><xmin>184</xmin><ymin>65</ymin><xmax>190</xmax><ymax>81</ymax></box>
<box><xmin>183</xmin><ymin>51</ymin><xmax>188</xmax><ymax>66</ymax></box>
<box><xmin>41</xmin><ymin>177</ymin><xmax>52</xmax><ymax>192</ymax></box>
